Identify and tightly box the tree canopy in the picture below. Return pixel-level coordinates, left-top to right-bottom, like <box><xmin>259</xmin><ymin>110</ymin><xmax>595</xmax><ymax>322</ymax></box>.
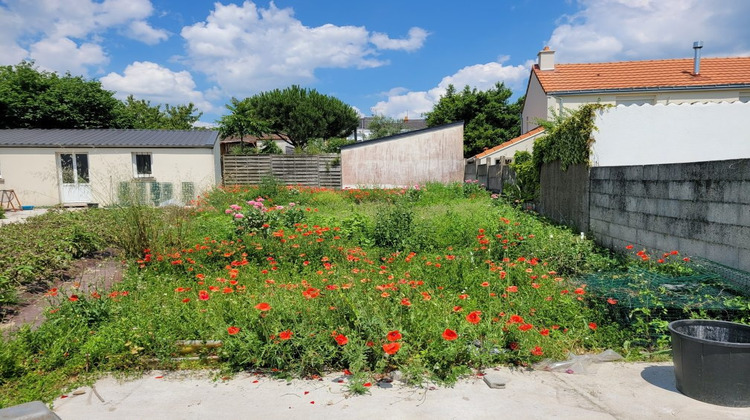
<box><xmin>118</xmin><ymin>95</ymin><xmax>202</xmax><ymax>130</ymax></box>
<box><xmin>233</xmin><ymin>85</ymin><xmax>359</xmax><ymax>149</ymax></box>
<box><xmin>217</xmin><ymin>97</ymin><xmax>270</xmax><ymax>153</ymax></box>
<box><xmin>366</xmin><ymin>114</ymin><xmax>404</xmax><ymax>140</ymax></box>
<box><xmin>425</xmin><ymin>83</ymin><xmax>523</xmax><ymax>158</ymax></box>
<box><xmin>0</xmin><ymin>61</ymin><xmax>202</xmax><ymax>130</ymax></box>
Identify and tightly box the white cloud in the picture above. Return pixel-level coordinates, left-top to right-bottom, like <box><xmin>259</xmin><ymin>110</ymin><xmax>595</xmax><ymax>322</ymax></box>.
<box><xmin>127</xmin><ymin>20</ymin><xmax>169</xmax><ymax>45</ymax></box>
<box><xmin>370</xmin><ymin>59</ymin><xmax>532</xmax><ymax>119</ymax></box>
<box><xmin>181</xmin><ymin>1</ymin><xmax>428</xmax><ymax>97</ymax></box>
<box><xmin>30</xmin><ymin>37</ymin><xmax>108</xmax><ymax>76</ymax></box>
<box><xmin>100</xmin><ymin>61</ymin><xmax>215</xmax><ymax>113</ymax></box>
<box><xmin>0</xmin><ymin>0</ymin><xmax>167</xmax><ymax>74</ymax></box>
<box><xmin>547</xmin><ymin>0</ymin><xmax>750</xmax><ymax>63</ymax></box>
<box><xmin>370</xmin><ymin>27</ymin><xmax>429</xmax><ymax>52</ymax></box>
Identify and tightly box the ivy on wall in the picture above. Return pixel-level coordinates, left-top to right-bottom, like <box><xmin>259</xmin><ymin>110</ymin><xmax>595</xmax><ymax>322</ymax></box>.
<box><xmin>532</xmin><ymin>103</ymin><xmax>609</xmax><ymax>172</ymax></box>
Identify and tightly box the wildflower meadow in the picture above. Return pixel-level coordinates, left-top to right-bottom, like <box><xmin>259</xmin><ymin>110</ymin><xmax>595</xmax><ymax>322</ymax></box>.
<box><xmin>0</xmin><ymin>181</ymin><xmax>746</xmax><ymax>405</ymax></box>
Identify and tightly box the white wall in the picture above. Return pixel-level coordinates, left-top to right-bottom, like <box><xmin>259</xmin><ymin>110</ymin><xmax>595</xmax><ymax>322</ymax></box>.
<box><xmin>0</xmin><ymin>147</ymin><xmax>218</xmax><ymax>207</ymax></box>
<box><xmin>341</xmin><ymin>123</ymin><xmax>464</xmax><ymax>188</ymax></box>
<box><xmin>521</xmin><ymin>75</ymin><xmax>548</xmax><ymax>133</ymax></box>
<box><xmin>591</xmin><ymin>101</ymin><xmax>750</xmax><ymax>167</ymax></box>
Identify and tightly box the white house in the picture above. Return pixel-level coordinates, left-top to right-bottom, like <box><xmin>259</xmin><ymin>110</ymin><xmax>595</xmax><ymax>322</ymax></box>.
<box><xmin>0</xmin><ymin>129</ymin><xmax>221</xmax><ymax>207</ymax></box>
<box><xmin>474</xmin><ymin>127</ymin><xmax>546</xmax><ymax>165</ymax></box>
<box><xmin>521</xmin><ymin>45</ymin><xmax>750</xmax><ymax>133</ymax></box>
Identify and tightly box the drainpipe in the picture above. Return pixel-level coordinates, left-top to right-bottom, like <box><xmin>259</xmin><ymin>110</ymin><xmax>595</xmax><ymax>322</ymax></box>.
<box><xmin>693</xmin><ymin>41</ymin><xmax>703</xmax><ymax>75</ymax></box>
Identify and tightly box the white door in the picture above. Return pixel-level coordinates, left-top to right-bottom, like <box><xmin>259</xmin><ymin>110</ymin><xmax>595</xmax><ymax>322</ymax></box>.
<box><xmin>59</xmin><ymin>153</ymin><xmax>92</xmax><ymax>203</ymax></box>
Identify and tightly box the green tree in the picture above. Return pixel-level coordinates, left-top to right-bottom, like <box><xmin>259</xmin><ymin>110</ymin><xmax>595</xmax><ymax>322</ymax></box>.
<box><xmin>241</xmin><ymin>85</ymin><xmax>358</xmax><ymax>149</ymax></box>
<box><xmin>366</xmin><ymin>114</ymin><xmax>404</xmax><ymax>140</ymax></box>
<box><xmin>425</xmin><ymin>83</ymin><xmax>523</xmax><ymax>158</ymax></box>
<box><xmin>217</xmin><ymin>97</ymin><xmax>270</xmax><ymax>153</ymax></box>
<box><xmin>0</xmin><ymin>61</ymin><xmax>125</xmax><ymax>129</ymax></box>
<box><xmin>117</xmin><ymin>95</ymin><xmax>202</xmax><ymax>130</ymax></box>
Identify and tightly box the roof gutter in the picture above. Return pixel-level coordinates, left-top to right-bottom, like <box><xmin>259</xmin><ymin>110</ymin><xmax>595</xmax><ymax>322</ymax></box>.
<box><xmin>547</xmin><ymin>83</ymin><xmax>750</xmax><ymax>96</ymax></box>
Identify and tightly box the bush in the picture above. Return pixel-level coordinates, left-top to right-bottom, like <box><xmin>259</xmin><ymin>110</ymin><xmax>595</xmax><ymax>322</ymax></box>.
<box><xmin>373</xmin><ymin>203</ymin><xmax>414</xmax><ymax>251</ymax></box>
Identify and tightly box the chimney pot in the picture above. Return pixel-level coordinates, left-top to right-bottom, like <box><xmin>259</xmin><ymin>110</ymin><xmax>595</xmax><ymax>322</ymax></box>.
<box><xmin>538</xmin><ymin>47</ymin><xmax>555</xmax><ymax>71</ymax></box>
<box><xmin>693</xmin><ymin>41</ymin><xmax>703</xmax><ymax>75</ymax></box>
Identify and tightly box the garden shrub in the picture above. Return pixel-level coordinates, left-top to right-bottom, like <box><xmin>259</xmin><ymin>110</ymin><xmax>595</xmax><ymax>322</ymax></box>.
<box><xmin>373</xmin><ymin>203</ymin><xmax>414</xmax><ymax>251</ymax></box>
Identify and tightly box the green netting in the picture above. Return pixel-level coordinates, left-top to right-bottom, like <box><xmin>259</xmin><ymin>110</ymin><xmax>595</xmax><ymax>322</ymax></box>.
<box><xmin>582</xmin><ymin>264</ymin><xmax>749</xmax><ymax>314</ymax></box>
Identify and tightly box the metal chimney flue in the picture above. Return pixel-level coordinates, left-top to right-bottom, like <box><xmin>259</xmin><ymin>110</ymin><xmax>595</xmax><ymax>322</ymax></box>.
<box><xmin>693</xmin><ymin>41</ymin><xmax>703</xmax><ymax>75</ymax></box>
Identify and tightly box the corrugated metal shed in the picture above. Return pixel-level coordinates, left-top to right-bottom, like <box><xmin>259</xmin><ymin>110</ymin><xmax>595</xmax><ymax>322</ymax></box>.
<box><xmin>0</xmin><ymin>129</ymin><xmax>219</xmax><ymax>148</ymax></box>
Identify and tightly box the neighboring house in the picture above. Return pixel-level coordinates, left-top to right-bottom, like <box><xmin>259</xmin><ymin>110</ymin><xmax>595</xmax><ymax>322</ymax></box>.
<box><xmin>474</xmin><ymin>127</ymin><xmax>546</xmax><ymax>165</ymax></box>
<box><xmin>349</xmin><ymin>117</ymin><xmax>428</xmax><ymax>142</ymax></box>
<box><xmin>0</xmin><ymin>129</ymin><xmax>221</xmax><ymax>207</ymax></box>
<box><xmin>522</xmin><ymin>46</ymin><xmax>750</xmax><ymax>133</ymax></box>
<box><xmin>220</xmin><ymin>133</ymin><xmax>294</xmax><ymax>155</ymax></box>
<box><xmin>341</xmin><ymin>122</ymin><xmax>463</xmax><ymax>188</ymax></box>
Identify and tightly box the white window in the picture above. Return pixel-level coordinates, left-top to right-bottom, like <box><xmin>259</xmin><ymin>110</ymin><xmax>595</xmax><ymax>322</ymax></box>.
<box><xmin>133</xmin><ymin>153</ymin><xmax>153</xmax><ymax>178</ymax></box>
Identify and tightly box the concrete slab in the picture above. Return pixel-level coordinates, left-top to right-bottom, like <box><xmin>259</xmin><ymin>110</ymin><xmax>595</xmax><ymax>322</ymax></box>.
<box><xmin>51</xmin><ymin>363</ymin><xmax>750</xmax><ymax>420</ymax></box>
<box><xmin>0</xmin><ymin>401</ymin><xmax>61</xmax><ymax>420</ymax></box>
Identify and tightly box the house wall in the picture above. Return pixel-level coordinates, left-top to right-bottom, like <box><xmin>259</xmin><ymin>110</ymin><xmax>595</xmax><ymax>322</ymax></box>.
<box><xmin>590</xmin><ymin>102</ymin><xmax>750</xmax><ymax>167</ymax></box>
<box><xmin>527</xmin><ymin>84</ymin><xmax>750</xmax><ymax>131</ymax></box>
<box><xmin>0</xmin><ymin>148</ymin><xmax>60</xmax><ymax>206</ymax></box>
<box><xmin>521</xmin><ymin>74</ymin><xmax>548</xmax><ymax>133</ymax></box>
<box><xmin>0</xmin><ymin>147</ymin><xmax>218</xmax><ymax>207</ymax></box>
<box><xmin>341</xmin><ymin>123</ymin><xmax>464</xmax><ymax>188</ymax></box>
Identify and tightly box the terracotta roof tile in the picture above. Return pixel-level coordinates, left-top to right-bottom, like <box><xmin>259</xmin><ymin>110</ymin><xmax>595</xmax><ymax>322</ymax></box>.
<box><xmin>534</xmin><ymin>57</ymin><xmax>750</xmax><ymax>93</ymax></box>
<box><xmin>475</xmin><ymin>127</ymin><xmax>545</xmax><ymax>159</ymax></box>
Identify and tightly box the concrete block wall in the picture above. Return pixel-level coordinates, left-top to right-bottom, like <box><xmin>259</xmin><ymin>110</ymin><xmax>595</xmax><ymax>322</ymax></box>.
<box><xmin>589</xmin><ymin>159</ymin><xmax>750</xmax><ymax>271</ymax></box>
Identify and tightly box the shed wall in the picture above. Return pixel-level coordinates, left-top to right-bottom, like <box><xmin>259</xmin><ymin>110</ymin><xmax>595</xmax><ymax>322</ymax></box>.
<box><xmin>341</xmin><ymin>124</ymin><xmax>464</xmax><ymax>188</ymax></box>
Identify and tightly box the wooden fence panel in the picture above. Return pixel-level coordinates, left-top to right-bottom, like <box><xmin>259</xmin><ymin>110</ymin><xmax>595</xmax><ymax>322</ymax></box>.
<box><xmin>222</xmin><ymin>154</ymin><xmax>341</xmax><ymax>188</ymax></box>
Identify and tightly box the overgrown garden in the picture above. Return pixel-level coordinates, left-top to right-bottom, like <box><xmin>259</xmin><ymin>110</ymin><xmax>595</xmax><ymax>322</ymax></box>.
<box><xmin>0</xmin><ymin>182</ymin><xmax>747</xmax><ymax>406</ymax></box>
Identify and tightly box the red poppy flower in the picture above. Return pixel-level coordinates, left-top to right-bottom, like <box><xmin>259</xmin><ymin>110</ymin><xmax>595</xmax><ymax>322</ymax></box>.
<box><xmin>588</xmin><ymin>322</ymin><xmax>598</xmax><ymax>330</ymax></box>
<box><xmin>574</xmin><ymin>288</ymin><xmax>585</xmax><ymax>295</ymax></box>
<box><xmin>539</xmin><ymin>328</ymin><xmax>550</xmax><ymax>336</ymax></box>
<box><xmin>453</xmin><ymin>305</ymin><xmax>463</xmax><ymax>312</ymax></box>
<box><xmin>182</xmin><ymin>298</ymin><xmax>190</xmax><ymax>303</ymax></box>
<box><xmin>227</xmin><ymin>326</ymin><xmax>240</xmax><ymax>335</ymax></box>
<box><xmin>255</xmin><ymin>302</ymin><xmax>271</xmax><ymax>311</ymax></box>
<box><xmin>465</xmin><ymin>311</ymin><xmax>481</xmax><ymax>324</ymax></box>
<box><xmin>386</xmin><ymin>330</ymin><xmax>402</xmax><ymax>342</ymax></box>
<box><xmin>531</xmin><ymin>346</ymin><xmax>544</xmax><ymax>356</ymax></box>
<box><xmin>626</xmin><ymin>245</ymin><xmax>634</xmax><ymax>250</ymax></box>
<box><xmin>607</xmin><ymin>298</ymin><xmax>618</xmax><ymax>305</ymax></box>
<box><xmin>68</xmin><ymin>294</ymin><xmax>79</xmax><ymax>302</ymax></box>
<box><xmin>334</xmin><ymin>333</ymin><xmax>348</xmax><ymax>346</ymax></box>
<box><xmin>279</xmin><ymin>330</ymin><xmax>293</xmax><ymax>340</ymax></box>
<box><xmin>400</xmin><ymin>298</ymin><xmax>411</xmax><ymax>306</ymax></box>
<box><xmin>442</xmin><ymin>328</ymin><xmax>458</xmax><ymax>341</ymax></box>
<box><xmin>382</xmin><ymin>342</ymin><xmax>401</xmax><ymax>355</ymax></box>
<box><xmin>506</xmin><ymin>285</ymin><xmax>518</xmax><ymax>293</ymax></box>
<box><xmin>509</xmin><ymin>314</ymin><xmax>524</xmax><ymax>324</ymax></box>
<box><xmin>481</xmin><ymin>282</ymin><xmax>490</xmax><ymax>287</ymax></box>
<box><xmin>302</xmin><ymin>287</ymin><xmax>321</xmax><ymax>299</ymax></box>
<box><xmin>518</xmin><ymin>323</ymin><xmax>533</xmax><ymax>332</ymax></box>
<box><xmin>198</xmin><ymin>290</ymin><xmax>210</xmax><ymax>301</ymax></box>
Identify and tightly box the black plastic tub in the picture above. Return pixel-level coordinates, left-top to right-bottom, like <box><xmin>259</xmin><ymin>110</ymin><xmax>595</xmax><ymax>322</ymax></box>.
<box><xmin>668</xmin><ymin>319</ymin><xmax>750</xmax><ymax>407</ymax></box>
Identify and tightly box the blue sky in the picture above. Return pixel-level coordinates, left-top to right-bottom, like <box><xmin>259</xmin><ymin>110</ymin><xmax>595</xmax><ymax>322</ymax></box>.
<box><xmin>2</xmin><ymin>0</ymin><xmax>749</xmax><ymax>126</ymax></box>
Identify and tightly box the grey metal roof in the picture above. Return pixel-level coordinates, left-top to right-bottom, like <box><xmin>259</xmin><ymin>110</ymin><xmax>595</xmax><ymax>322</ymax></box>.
<box><xmin>0</xmin><ymin>129</ymin><xmax>219</xmax><ymax>148</ymax></box>
<box><xmin>341</xmin><ymin>121</ymin><xmax>463</xmax><ymax>150</ymax></box>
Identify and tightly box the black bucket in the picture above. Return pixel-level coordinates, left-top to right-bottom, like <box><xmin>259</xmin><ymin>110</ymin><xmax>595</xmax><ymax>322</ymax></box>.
<box><xmin>668</xmin><ymin>319</ymin><xmax>750</xmax><ymax>407</ymax></box>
